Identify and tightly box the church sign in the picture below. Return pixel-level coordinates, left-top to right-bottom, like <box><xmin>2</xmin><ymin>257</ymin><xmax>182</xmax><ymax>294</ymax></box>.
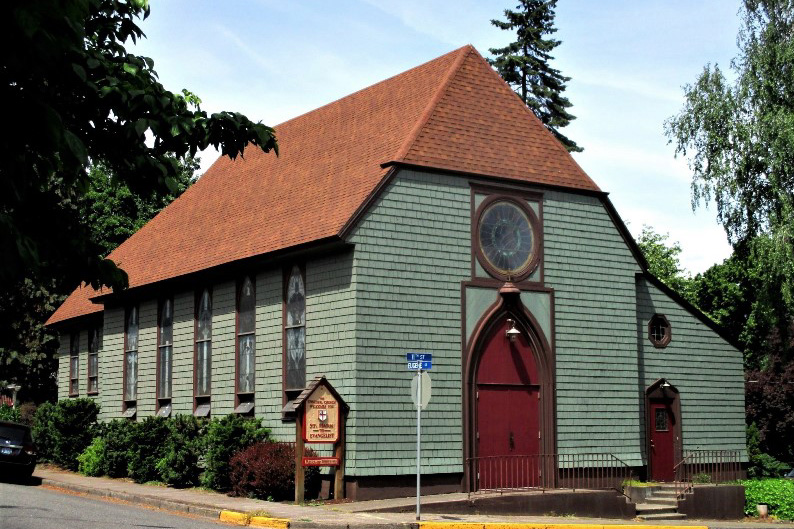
<box><xmin>302</xmin><ymin>384</ymin><xmax>341</xmax><ymax>443</ymax></box>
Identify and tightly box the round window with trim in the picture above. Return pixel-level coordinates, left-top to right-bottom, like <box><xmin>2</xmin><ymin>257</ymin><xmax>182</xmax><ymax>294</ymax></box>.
<box><xmin>475</xmin><ymin>196</ymin><xmax>540</xmax><ymax>281</ymax></box>
<box><xmin>648</xmin><ymin>314</ymin><xmax>671</xmax><ymax>348</ymax></box>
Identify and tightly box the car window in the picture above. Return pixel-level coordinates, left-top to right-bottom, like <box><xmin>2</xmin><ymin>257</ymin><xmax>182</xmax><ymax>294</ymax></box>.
<box><xmin>0</xmin><ymin>424</ymin><xmax>29</xmax><ymax>443</ymax></box>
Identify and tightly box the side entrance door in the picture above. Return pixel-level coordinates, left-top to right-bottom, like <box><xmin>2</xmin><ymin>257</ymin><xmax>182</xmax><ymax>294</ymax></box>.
<box><xmin>649</xmin><ymin>400</ymin><xmax>676</xmax><ymax>481</ymax></box>
<box><xmin>475</xmin><ymin>318</ymin><xmax>540</xmax><ymax>489</ymax></box>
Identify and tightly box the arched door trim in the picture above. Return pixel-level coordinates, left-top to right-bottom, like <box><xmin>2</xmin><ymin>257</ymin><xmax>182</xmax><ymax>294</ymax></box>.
<box><xmin>645</xmin><ymin>378</ymin><xmax>683</xmax><ymax>481</ymax></box>
<box><xmin>462</xmin><ymin>285</ymin><xmax>556</xmax><ymax>491</ymax></box>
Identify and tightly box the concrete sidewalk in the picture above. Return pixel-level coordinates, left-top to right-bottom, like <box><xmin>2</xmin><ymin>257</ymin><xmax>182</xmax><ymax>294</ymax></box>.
<box><xmin>31</xmin><ymin>467</ymin><xmax>794</xmax><ymax>529</ymax></box>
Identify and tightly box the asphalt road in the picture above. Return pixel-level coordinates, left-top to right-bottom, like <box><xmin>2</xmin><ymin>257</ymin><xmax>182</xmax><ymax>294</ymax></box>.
<box><xmin>0</xmin><ymin>479</ymin><xmax>231</xmax><ymax>529</ymax></box>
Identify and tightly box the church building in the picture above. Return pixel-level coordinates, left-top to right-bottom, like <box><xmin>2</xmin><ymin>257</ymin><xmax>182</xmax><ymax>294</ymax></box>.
<box><xmin>47</xmin><ymin>45</ymin><xmax>747</xmax><ymax>500</ymax></box>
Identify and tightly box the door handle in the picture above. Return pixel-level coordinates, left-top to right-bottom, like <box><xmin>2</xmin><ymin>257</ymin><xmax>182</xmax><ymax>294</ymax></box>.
<box><xmin>509</xmin><ymin>431</ymin><xmax>515</xmax><ymax>451</ymax></box>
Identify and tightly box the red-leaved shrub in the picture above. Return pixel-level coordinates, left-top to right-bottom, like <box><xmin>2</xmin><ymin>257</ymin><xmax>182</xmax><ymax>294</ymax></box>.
<box><xmin>228</xmin><ymin>442</ymin><xmax>321</xmax><ymax>501</ymax></box>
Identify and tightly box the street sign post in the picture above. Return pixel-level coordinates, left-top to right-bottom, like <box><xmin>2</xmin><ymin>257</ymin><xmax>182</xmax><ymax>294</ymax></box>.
<box><xmin>406</xmin><ymin>353</ymin><xmax>432</xmax><ymax>521</ymax></box>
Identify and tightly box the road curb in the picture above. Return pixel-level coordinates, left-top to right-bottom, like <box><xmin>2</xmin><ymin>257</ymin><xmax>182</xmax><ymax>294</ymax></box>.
<box><xmin>40</xmin><ymin>478</ymin><xmax>222</xmax><ymax>520</ymax></box>
<box><xmin>417</xmin><ymin>525</ymin><xmax>710</xmax><ymax>529</ymax></box>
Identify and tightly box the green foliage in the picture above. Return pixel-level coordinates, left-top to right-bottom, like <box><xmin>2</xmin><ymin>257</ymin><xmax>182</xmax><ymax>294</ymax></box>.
<box><xmin>155</xmin><ymin>415</ymin><xmax>206</xmax><ymax>488</ymax></box>
<box><xmin>1</xmin><ymin>0</ymin><xmax>277</xmax><ymax>295</ymax></box>
<box><xmin>0</xmin><ymin>403</ymin><xmax>20</xmax><ymax>422</ymax></box>
<box><xmin>488</xmin><ymin>0</ymin><xmax>580</xmax><ymax>152</ymax></box>
<box><xmin>32</xmin><ymin>399</ymin><xmax>99</xmax><ymax>470</ymax></box>
<box><xmin>636</xmin><ymin>226</ymin><xmax>695</xmax><ymax>303</ymax></box>
<box><xmin>229</xmin><ymin>442</ymin><xmax>320</xmax><ymax>501</ymax></box>
<box><xmin>127</xmin><ymin>416</ymin><xmax>170</xmax><ymax>483</ymax></box>
<box><xmin>77</xmin><ymin>437</ymin><xmax>106</xmax><ymax>477</ymax></box>
<box><xmin>742</xmin><ymin>479</ymin><xmax>794</xmax><ymax>520</ymax></box>
<box><xmin>80</xmin><ymin>159</ymin><xmax>198</xmax><ymax>257</ymax></box>
<box><xmin>0</xmin><ymin>278</ymin><xmax>64</xmax><ymax>403</ymax></box>
<box><xmin>202</xmin><ymin>415</ymin><xmax>270</xmax><ymax>491</ymax></box>
<box><xmin>665</xmin><ymin>0</ymin><xmax>794</xmax><ymax>363</ymax></box>
<box><xmin>16</xmin><ymin>402</ymin><xmax>38</xmax><ymax>426</ymax></box>
<box><xmin>31</xmin><ymin>402</ymin><xmax>57</xmax><ymax>463</ymax></box>
<box><xmin>99</xmin><ymin>419</ymin><xmax>134</xmax><ymax>478</ymax></box>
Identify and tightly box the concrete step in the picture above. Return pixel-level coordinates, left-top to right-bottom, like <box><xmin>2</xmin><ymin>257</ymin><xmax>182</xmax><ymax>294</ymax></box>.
<box><xmin>638</xmin><ymin>513</ymin><xmax>688</xmax><ymax>521</ymax></box>
<box><xmin>649</xmin><ymin>491</ymin><xmax>679</xmax><ymax>499</ymax></box>
<box><xmin>635</xmin><ymin>503</ymin><xmax>678</xmax><ymax>515</ymax></box>
<box><xmin>644</xmin><ymin>497</ymin><xmax>678</xmax><ymax>506</ymax></box>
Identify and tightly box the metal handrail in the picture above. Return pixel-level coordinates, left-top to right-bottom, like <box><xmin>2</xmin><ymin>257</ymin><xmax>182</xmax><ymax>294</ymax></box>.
<box><xmin>673</xmin><ymin>449</ymin><xmax>742</xmax><ymax>497</ymax></box>
<box><xmin>467</xmin><ymin>452</ymin><xmax>635</xmax><ymax>494</ymax></box>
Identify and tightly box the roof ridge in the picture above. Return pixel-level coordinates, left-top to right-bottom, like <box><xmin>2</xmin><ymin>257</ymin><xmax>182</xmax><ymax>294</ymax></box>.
<box><xmin>389</xmin><ymin>45</ymin><xmax>473</xmax><ymax>164</ymax></box>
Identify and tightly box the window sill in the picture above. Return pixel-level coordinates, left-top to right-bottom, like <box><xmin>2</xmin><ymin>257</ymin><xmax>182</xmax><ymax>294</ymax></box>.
<box><xmin>86</xmin><ymin>391</ymin><xmax>99</xmax><ymax>396</ymax></box>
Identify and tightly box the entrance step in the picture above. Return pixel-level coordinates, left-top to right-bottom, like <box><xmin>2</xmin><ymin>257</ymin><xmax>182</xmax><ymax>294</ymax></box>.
<box><xmin>644</xmin><ymin>497</ymin><xmax>678</xmax><ymax>506</ymax></box>
<box><xmin>635</xmin><ymin>503</ymin><xmax>681</xmax><ymax>517</ymax></box>
<box><xmin>638</xmin><ymin>512</ymin><xmax>688</xmax><ymax>521</ymax></box>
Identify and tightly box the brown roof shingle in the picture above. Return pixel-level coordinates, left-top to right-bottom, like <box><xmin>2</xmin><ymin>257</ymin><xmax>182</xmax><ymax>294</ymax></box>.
<box><xmin>47</xmin><ymin>45</ymin><xmax>599</xmax><ymax>325</ymax></box>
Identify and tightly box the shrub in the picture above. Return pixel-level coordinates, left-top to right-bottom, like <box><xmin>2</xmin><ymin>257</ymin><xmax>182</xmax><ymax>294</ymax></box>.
<box><xmin>101</xmin><ymin>419</ymin><xmax>134</xmax><ymax>478</ymax></box>
<box><xmin>229</xmin><ymin>442</ymin><xmax>320</xmax><ymax>501</ymax></box>
<box><xmin>17</xmin><ymin>402</ymin><xmax>37</xmax><ymax>426</ymax></box>
<box><xmin>742</xmin><ymin>478</ymin><xmax>794</xmax><ymax>520</ymax></box>
<box><xmin>155</xmin><ymin>415</ymin><xmax>206</xmax><ymax>487</ymax></box>
<box><xmin>747</xmin><ymin>423</ymin><xmax>790</xmax><ymax>478</ymax></box>
<box><xmin>31</xmin><ymin>402</ymin><xmax>57</xmax><ymax>462</ymax></box>
<box><xmin>127</xmin><ymin>416</ymin><xmax>171</xmax><ymax>483</ymax></box>
<box><xmin>202</xmin><ymin>415</ymin><xmax>269</xmax><ymax>491</ymax></box>
<box><xmin>77</xmin><ymin>437</ymin><xmax>106</xmax><ymax>476</ymax></box>
<box><xmin>33</xmin><ymin>399</ymin><xmax>99</xmax><ymax>470</ymax></box>
<box><xmin>0</xmin><ymin>403</ymin><xmax>20</xmax><ymax>422</ymax></box>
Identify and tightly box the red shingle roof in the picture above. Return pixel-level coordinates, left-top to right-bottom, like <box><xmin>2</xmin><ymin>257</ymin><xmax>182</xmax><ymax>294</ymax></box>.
<box><xmin>47</xmin><ymin>45</ymin><xmax>599</xmax><ymax>325</ymax></box>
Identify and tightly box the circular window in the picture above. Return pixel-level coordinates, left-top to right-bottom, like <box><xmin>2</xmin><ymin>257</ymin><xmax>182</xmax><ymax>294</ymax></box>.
<box><xmin>476</xmin><ymin>197</ymin><xmax>540</xmax><ymax>280</ymax></box>
<box><xmin>648</xmin><ymin>314</ymin><xmax>671</xmax><ymax>348</ymax></box>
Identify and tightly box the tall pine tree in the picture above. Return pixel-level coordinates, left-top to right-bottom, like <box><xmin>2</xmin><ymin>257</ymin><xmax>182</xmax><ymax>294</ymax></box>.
<box><xmin>489</xmin><ymin>0</ymin><xmax>581</xmax><ymax>152</ymax></box>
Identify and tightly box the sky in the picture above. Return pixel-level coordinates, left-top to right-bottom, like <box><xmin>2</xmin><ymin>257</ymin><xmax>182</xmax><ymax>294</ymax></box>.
<box><xmin>132</xmin><ymin>0</ymin><xmax>743</xmax><ymax>274</ymax></box>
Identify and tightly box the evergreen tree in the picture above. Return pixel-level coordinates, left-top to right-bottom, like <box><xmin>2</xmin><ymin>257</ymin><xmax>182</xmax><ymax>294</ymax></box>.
<box><xmin>489</xmin><ymin>0</ymin><xmax>581</xmax><ymax>152</ymax></box>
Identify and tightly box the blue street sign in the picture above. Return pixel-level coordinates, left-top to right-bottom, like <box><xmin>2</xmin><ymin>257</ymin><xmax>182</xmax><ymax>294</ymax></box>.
<box><xmin>406</xmin><ymin>353</ymin><xmax>433</xmax><ymax>362</ymax></box>
<box><xmin>407</xmin><ymin>361</ymin><xmax>432</xmax><ymax>370</ymax></box>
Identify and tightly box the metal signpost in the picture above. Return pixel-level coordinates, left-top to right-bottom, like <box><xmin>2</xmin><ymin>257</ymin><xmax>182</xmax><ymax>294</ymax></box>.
<box><xmin>407</xmin><ymin>353</ymin><xmax>432</xmax><ymax>521</ymax></box>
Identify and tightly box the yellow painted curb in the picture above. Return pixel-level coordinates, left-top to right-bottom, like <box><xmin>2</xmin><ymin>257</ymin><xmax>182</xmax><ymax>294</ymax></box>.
<box><xmin>249</xmin><ymin>516</ymin><xmax>290</xmax><ymax>529</ymax></box>
<box><xmin>418</xmin><ymin>524</ymin><xmax>709</xmax><ymax>529</ymax></box>
<box><xmin>219</xmin><ymin>510</ymin><xmax>250</xmax><ymax>525</ymax></box>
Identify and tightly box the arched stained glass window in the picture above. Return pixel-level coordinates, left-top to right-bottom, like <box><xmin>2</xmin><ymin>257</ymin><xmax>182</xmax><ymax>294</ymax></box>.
<box><xmin>237</xmin><ymin>277</ymin><xmax>255</xmax><ymax>395</ymax></box>
<box><xmin>195</xmin><ymin>288</ymin><xmax>212</xmax><ymax>399</ymax></box>
<box><xmin>158</xmin><ymin>298</ymin><xmax>173</xmax><ymax>401</ymax></box>
<box><xmin>285</xmin><ymin>266</ymin><xmax>305</xmax><ymax>391</ymax></box>
<box><xmin>124</xmin><ymin>306</ymin><xmax>139</xmax><ymax>401</ymax></box>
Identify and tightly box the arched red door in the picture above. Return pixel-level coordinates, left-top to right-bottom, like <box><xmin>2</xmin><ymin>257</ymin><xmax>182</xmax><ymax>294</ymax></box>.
<box><xmin>475</xmin><ymin>317</ymin><xmax>540</xmax><ymax>489</ymax></box>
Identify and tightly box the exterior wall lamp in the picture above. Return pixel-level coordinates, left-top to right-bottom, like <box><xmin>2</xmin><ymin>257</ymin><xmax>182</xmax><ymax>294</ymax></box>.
<box><xmin>505</xmin><ymin>319</ymin><xmax>521</xmax><ymax>342</ymax></box>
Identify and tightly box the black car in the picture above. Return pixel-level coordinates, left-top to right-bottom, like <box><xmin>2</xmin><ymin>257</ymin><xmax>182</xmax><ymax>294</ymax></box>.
<box><xmin>0</xmin><ymin>420</ymin><xmax>36</xmax><ymax>480</ymax></box>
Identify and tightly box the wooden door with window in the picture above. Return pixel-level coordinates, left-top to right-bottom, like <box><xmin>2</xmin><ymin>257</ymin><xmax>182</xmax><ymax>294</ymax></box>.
<box><xmin>649</xmin><ymin>400</ymin><xmax>676</xmax><ymax>481</ymax></box>
<box><xmin>475</xmin><ymin>318</ymin><xmax>540</xmax><ymax>489</ymax></box>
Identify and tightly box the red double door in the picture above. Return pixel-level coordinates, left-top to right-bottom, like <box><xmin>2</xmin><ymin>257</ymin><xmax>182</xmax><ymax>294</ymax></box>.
<box><xmin>475</xmin><ymin>318</ymin><xmax>540</xmax><ymax>489</ymax></box>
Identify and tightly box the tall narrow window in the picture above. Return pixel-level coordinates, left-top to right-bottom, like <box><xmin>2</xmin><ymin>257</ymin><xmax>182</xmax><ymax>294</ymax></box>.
<box><xmin>157</xmin><ymin>298</ymin><xmax>174</xmax><ymax>417</ymax></box>
<box><xmin>236</xmin><ymin>277</ymin><xmax>256</xmax><ymax>414</ymax></box>
<box><xmin>123</xmin><ymin>306</ymin><xmax>139</xmax><ymax>416</ymax></box>
<box><xmin>69</xmin><ymin>333</ymin><xmax>79</xmax><ymax>396</ymax></box>
<box><xmin>194</xmin><ymin>288</ymin><xmax>212</xmax><ymax>416</ymax></box>
<box><xmin>284</xmin><ymin>266</ymin><xmax>306</xmax><ymax>399</ymax></box>
<box><xmin>87</xmin><ymin>327</ymin><xmax>100</xmax><ymax>395</ymax></box>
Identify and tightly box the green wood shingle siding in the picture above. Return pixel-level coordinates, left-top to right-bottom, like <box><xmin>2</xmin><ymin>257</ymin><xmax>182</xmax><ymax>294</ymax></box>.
<box><xmin>348</xmin><ymin>169</ymin><xmax>470</xmax><ymax>475</ymax></box>
<box><xmin>636</xmin><ymin>278</ymin><xmax>747</xmax><ymax>459</ymax></box>
<box><xmin>543</xmin><ymin>191</ymin><xmax>645</xmax><ymax>465</ymax></box>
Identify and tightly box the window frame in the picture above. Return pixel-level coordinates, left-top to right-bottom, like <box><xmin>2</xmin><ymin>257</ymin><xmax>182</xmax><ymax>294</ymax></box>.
<box><xmin>235</xmin><ymin>276</ymin><xmax>256</xmax><ymax>413</ymax></box>
<box><xmin>473</xmin><ymin>194</ymin><xmax>542</xmax><ymax>282</ymax></box>
<box><xmin>86</xmin><ymin>326</ymin><xmax>100</xmax><ymax>395</ymax></box>
<box><xmin>69</xmin><ymin>332</ymin><xmax>79</xmax><ymax>397</ymax></box>
<box><xmin>648</xmin><ymin>314</ymin><xmax>672</xmax><ymax>348</ymax></box>
<box><xmin>156</xmin><ymin>297</ymin><xmax>174</xmax><ymax>415</ymax></box>
<box><xmin>193</xmin><ymin>287</ymin><xmax>212</xmax><ymax>415</ymax></box>
<box><xmin>282</xmin><ymin>264</ymin><xmax>306</xmax><ymax>409</ymax></box>
<box><xmin>122</xmin><ymin>305</ymin><xmax>139</xmax><ymax>414</ymax></box>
